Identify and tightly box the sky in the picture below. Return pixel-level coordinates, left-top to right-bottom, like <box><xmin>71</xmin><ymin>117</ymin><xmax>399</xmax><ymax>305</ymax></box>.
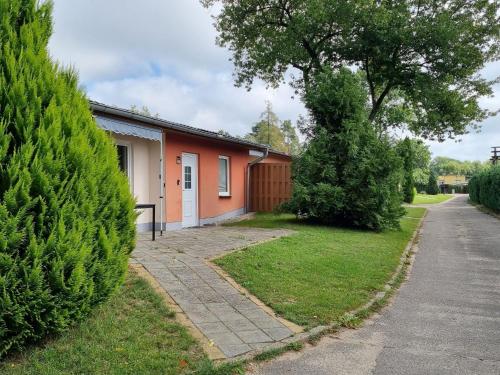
<box><xmin>48</xmin><ymin>0</ymin><xmax>499</xmax><ymax>162</ymax></box>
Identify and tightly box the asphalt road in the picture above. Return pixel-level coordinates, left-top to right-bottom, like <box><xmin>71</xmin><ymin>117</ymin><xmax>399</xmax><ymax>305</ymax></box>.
<box><xmin>250</xmin><ymin>196</ymin><xmax>500</xmax><ymax>375</ymax></box>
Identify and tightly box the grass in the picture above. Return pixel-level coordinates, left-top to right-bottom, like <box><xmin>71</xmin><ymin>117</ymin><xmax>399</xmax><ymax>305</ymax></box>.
<box><xmin>0</xmin><ymin>272</ymin><xmax>243</xmax><ymax>375</ymax></box>
<box><xmin>413</xmin><ymin>193</ymin><xmax>453</xmax><ymax>205</ymax></box>
<box><xmin>216</xmin><ymin>207</ymin><xmax>426</xmax><ymax>329</ymax></box>
<box><xmin>253</xmin><ymin>342</ymin><xmax>304</xmax><ymax>362</ymax></box>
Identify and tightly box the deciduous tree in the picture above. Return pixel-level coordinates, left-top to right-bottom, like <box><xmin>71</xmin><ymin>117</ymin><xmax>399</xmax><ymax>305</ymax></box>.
<box><xmin>202</xmin><ymin>0</ymin><xmax>499</xmax><ymax>140</ymax></box>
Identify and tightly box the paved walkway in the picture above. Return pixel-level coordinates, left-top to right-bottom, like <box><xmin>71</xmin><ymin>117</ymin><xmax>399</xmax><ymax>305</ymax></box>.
<box><xmin>251</xmin><ymin>196</ymin><xmax>500</xmax><ymax>374</ymax></box>
<box><xmin>132</xmin><ymin>226</ymin><xmax>295</xmax><ymax>358</ymax></box>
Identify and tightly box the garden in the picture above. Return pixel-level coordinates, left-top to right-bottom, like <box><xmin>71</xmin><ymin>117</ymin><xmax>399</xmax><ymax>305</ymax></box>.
<box><xmin>216</xmin><ymin>208</ymin><xmax>426</xmax><ymax>328</ymax></box>
<box><xmin>1</xmin><ymin>0</ymin><xmax>497</xmax><ymax>374</ymax></box>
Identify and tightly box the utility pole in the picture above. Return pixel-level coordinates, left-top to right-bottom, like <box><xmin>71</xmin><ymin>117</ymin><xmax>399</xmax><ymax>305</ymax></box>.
<box><xmin>491</xmin><ymin>146</ymin><xmax>500</xmax><ymax>165</ymax></box>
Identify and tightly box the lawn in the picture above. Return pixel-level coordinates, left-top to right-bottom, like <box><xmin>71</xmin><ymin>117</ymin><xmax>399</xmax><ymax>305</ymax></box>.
<box><xmin>216</xmin><ymin>207</ymin><xmax>426</xmax><ymax>328</ymax></box>
<box><xmin>413</xmin><ymin>193</ymin><xmax>453</xmax><ymax>205</ymax></box>
<box><xmin>0</xmin><ymin>271</ymin><xmax>239</xmax><ymax>375</ymax></box>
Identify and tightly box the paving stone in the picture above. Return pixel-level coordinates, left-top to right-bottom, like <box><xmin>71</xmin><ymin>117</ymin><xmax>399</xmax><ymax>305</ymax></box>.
<box><xmin>207</xmin><ymin>330</ymin><xmax>246</xmax><ymax>346</ymax></box>
<box><xmin>185</xmin><ymin>309</ymin><xmax>220</xmax><ymax>324</ymax></box>
<box><xmin>205</xmin><ymin>302</ymin><xmax>237</xmax><ymax>314</ymax></box>
<box><xmin>262</xmin><ymin>327</ymin><xmax>293</xmax><ymax>341</ymax></box>
<box><xmin>197</xmin><ymin>292</ymin><xmax>226</xmax><ymax>304</ymax></box>
<box><xmin>223</xmin><ymin>294</ymin><xmax>251</xmax><ymax>306</ymax></box>
<box><xmin>195</xmin><ymin>322</ymin><xmax>230</xmax><ymax>335</ymax></box>
<box><xmin>251</xmin><ymin>317</ymin><xmax>287</xmax><ymax>330</ymax></box>
<box><xmin>224</xmin><ymin>318</ymin><xmax>259</xmax><ymax>332</ymax></box>
<box><xmin>216</xmin><ymin>311</ymin><xmax>244</xmax><ymax>322</ymax></box>
<box><xmin>238</xmin><ymin>307</ymin><xmax>274</xmax><ymax>320</ymax></box>
<box><xmin>218</xmin><ymin>343</ymin><xmax>253</xmax><ymax>357</ymax></box>
<box><xmin>235</xmin><ymin>330</ymin><xmax>274</xmax><ymax>344</ymax></box>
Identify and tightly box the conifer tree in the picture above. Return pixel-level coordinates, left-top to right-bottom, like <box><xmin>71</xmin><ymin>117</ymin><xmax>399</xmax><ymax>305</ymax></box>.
<box><xmin>0</xmin><ymin>0</ymin><xmax>136</xmax><ymax>357</ymax></box>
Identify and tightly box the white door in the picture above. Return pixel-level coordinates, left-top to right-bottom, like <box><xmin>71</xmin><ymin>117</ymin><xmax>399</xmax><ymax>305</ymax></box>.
<box><xmin>182</xmin><ymin>153</ymin><xmax>198</xmax><ymax>228</ymax></box>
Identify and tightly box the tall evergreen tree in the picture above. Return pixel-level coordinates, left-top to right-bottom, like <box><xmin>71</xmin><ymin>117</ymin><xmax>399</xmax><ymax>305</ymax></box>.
<box><xmin>245</xmin><ymin>101</ymin><xmax>288</xmax><ymax>152</ymax></box>
<box><xmin>396</xmin><ymin>138</ymin><xmax>416</xmax><ymax>203</ymax></box>
<box><xmin>283</xmin><ymin>68</ymin><xmax>404</xmax><ymax>230</ymax></box>
<box><xmin>0</xmin><ymin>0</ymin><xmax>136</xmax><ymax>357</ymax></box>
<box><xmin>427</xmin><ymin>172</ymin><xmax>440</xmax><ymax>195</ymax></box>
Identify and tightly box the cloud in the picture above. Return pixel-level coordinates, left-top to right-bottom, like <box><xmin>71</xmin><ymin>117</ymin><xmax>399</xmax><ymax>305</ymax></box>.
<box><xmin>87</xmin><ymin>73</ymin><xmax>304</xmax><ymax>136</ymax></box>
<box><xmin>49</xmin><ymin>0</ymin><xmax>499</xmax><ymax>161</ymax></box>
<box><xmin>49</xmin><ymin>0</ymin><xmax>230</xmax><ymax>81</ymax></box>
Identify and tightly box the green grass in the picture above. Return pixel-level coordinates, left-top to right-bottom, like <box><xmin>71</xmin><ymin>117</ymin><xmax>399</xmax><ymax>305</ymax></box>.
<box><xmin>216</xmin><ymin>207</ymin><xmax>426</xmax><ymax>329</ymax></box>
<box><xmin>413</xmin><ymin>193</ymin><xmax>453</xmax><ymax>205</ymax></box>
<box><xmin>0</xmin><ymin>272</ymin><xmax>242</xmax><ymax>375</ymax></box>
<box><xmin>253</xmin><ymin>342</ymin><xmax>303</xmax><ymax>362</ymax></box>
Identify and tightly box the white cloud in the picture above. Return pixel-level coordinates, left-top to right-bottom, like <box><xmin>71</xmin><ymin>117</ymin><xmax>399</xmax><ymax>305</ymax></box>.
<box><xmin>49</xmin><ymin>0</ymin><xmax>499</xmax><ymax>161</ymax></box>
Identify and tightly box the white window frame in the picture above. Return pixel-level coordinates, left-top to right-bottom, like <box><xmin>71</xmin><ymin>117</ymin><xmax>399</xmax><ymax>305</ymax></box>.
<box><xmin>218</xmin><ymin>155</ymin><xmax>230</xmax><ymax>197</ymax></box>
<box><xmin>115</xmin><ymin>140</ymin><xmax>133</xmax><ymax>192</ymax></box>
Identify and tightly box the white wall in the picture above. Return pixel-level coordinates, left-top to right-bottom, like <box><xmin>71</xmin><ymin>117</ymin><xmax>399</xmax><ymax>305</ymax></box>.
<box><xmin>112</xmin><ymin>134</ymin><xmax>162</xmax><ymax>227</ymax></box>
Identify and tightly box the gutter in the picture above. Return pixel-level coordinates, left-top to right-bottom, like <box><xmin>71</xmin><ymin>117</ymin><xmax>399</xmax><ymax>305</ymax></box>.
<box><xmin>246</xmin><ymin>147</ymin><xmax>269</xmax><ymax>213</ymax></box>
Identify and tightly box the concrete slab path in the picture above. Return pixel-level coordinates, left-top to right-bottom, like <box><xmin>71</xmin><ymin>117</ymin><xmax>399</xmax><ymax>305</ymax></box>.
<box><xmin>250</xmin><ymin>196</ymin><xmax>500</xmax><ymax>374</ymax></box>
<box><xmin>132</xmin><ymin>226</ymin><xmax>295</xmax><ymax>358</ymax></box>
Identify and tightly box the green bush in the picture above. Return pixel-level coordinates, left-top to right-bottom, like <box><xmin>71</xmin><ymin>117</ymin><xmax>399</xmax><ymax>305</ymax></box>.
<box><xmin>426</xmin><ymin>172</ymin><xmax>440</xmax><ymax>195</ymax></box>
<box><xmin>283</xmin><ymin>68</ymin><xmax>404</xmax><ymax>230</ymax></box>
<box><xmin>469</xmin><ymin>165</ymin><xmax>500</xmax><ymax>211</ymax></box>
<box><xmin>0</xmin><ymin>0</ymin><xmax>136</xmax><ymax>357</ymax></box>
<box><xmin>396</xmin><ymin>138</ymin><xmax>416</xmax><ymax>204</ymax></box>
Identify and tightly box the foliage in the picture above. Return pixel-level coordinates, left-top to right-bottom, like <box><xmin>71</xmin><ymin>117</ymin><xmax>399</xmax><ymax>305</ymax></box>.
<box><xmin>129</xmin><ymin>104</ymin><xmax>160</xmax><ymax>118</ymax></box>
<box><xmin>426</xmin><ymin>172</ymin><xmax>440</xmax><ymax>195</ymax></box>
<box><xmin>0</xmin><ymin>0</ymin><xmax>136</xmax><ymax>357</ymax></box>
<box><xmin>280</xmin><ymin>119</ymin><xmax>301</xmax><ymax>155</ymax></box>
<box><xmin>469</xmin><ymin>165</ymin><xmax>500</xmax><ymax>211</ymax></box>
<box><xmin>430</xmin><ymin>156</ymin><xmax>488</xmax><ymax>177</ymax></box>
<box><xmin>396</xmin><ymin>138</ymin><xmax>416</xmax><ymax>203</ymax></box>
<box><xmin>245</xmin><ymin>101</ymin><xmax>300</xmax><ymax>154</ymax></box>
<box><xmin>283</xmin><ymin>68</ymin><xmax>404</xmax><ymax>230</ymax></box>
<box><xmin>202</xmin><ymin>0</ymin><xmax>499</xmax><ymax>140</ymax></box>
<box><xmin>218</xmin><ymin>208</ymin><xmax>426</xmax><ymax>327</ymax></box>
<box><xmin>411</xmin><ymin>140</ymin><xmax>431</xmax><ymax>191</ymax></box>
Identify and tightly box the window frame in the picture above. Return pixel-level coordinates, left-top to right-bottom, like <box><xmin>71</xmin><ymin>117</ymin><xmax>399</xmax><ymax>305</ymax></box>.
<box><xmin>218</xmin><ymin>155</ymin><xmax>230</xmax><ymax>197</ymax></box>
<box><xmin>115</xmin><ymin>140</ymin><xmax>133</xmax><ymax>191</ymax></box>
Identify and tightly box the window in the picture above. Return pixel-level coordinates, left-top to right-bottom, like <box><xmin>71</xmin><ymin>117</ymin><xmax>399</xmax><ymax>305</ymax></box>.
<box><xmin>116</xmin><ymin>142</ymin><xmax>133</xmax><ymax>191</ymax></box>
<box><xmin>218</xmin><ymin>156</ymin><xmax>230</xmax><ymax>196</ymax></box>
<box><xmin>184</xmin><ymin>166</ymin><xmax>192</xmax><ymax>189</ymax></box>
<box><xmin>116</xmin><ymin>144</ymin><xmax>130</xmax><ymax>175</ymax></box>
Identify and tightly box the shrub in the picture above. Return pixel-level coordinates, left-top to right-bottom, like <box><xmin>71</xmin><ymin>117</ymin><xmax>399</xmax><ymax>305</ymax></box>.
<box><xmin>426</xmin><ymin>172</ymin><xmax>439</xmax><ymax>195</ymax></box>
<box><xmin>0</xmin><ymin>0</ymin><xmax>136</xmax><ymax>357</ymax></box>
<box><xmin>283</xmin><ymin>68</ymin><xmax>404</xmax><ymax>231</ymax></box>
<box><xmin>396</xmin><ymin>138</ymin><xmax>416</xmax><ymax>204</ymax></box>
<box><xmin>469</xmin><ymin>165</ymin><xmax>500</xmax><ymax>211</ymax></box>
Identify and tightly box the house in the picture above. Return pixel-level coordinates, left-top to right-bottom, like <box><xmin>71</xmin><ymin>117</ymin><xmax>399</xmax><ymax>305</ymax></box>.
<box><xmin>90</xmin><ymin>101</ymin><xmax>291</xmax><ymax>232</ymax></box>
<box><xmin>438</xmin><ymin>175</ymin><xmax>468</xmax><ymax>194</ymax></box>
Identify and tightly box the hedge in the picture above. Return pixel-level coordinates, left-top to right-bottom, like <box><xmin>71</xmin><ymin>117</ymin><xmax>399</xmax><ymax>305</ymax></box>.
<box><xmin>0</xmin><ymin>0</ymin><xmax>136</xmax><ymax>357</ymax></box>
<box><xmin>468</xmin><ymin>165</ymin><xmax>500</xmax><ymax>211</ymax></box>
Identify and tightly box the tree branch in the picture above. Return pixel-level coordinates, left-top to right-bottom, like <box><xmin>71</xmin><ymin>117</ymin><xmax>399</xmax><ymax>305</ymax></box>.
<box><xmin>364</xmin><ymin>57</ymin><xmax>376</xmax><ymax>108</ymax></box>
<box><xmin>369</xmin><ymin>83</ymin><xmax>393</xmax><ymax>122</ymax></box>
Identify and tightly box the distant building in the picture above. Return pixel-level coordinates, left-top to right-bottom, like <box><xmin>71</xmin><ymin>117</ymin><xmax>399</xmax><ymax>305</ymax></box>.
<box><xmin>438</xmin><ymin>175</ymin><xmax>468</xmax><ymax>193</ymax></box>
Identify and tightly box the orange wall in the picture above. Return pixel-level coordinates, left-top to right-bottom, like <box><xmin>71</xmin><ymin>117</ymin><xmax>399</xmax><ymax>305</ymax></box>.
<box><xmin>165</xmin><ymin>132</ymin><xmax>249</xmax><ymax>224</ymax></box>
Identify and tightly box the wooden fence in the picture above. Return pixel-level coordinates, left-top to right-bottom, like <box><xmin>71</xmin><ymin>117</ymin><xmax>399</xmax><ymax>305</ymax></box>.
<box><xmin>250</xmin><ymin>163</ymin><xmax>292</xmax><ymax>212</ymax></box>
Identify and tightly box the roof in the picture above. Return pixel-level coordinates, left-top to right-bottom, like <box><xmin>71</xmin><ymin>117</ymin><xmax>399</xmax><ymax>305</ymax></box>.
<box><xmin>90</xmin><ymin>100</ymin><xmax>290</xmax><ymax>158</ymax></box>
